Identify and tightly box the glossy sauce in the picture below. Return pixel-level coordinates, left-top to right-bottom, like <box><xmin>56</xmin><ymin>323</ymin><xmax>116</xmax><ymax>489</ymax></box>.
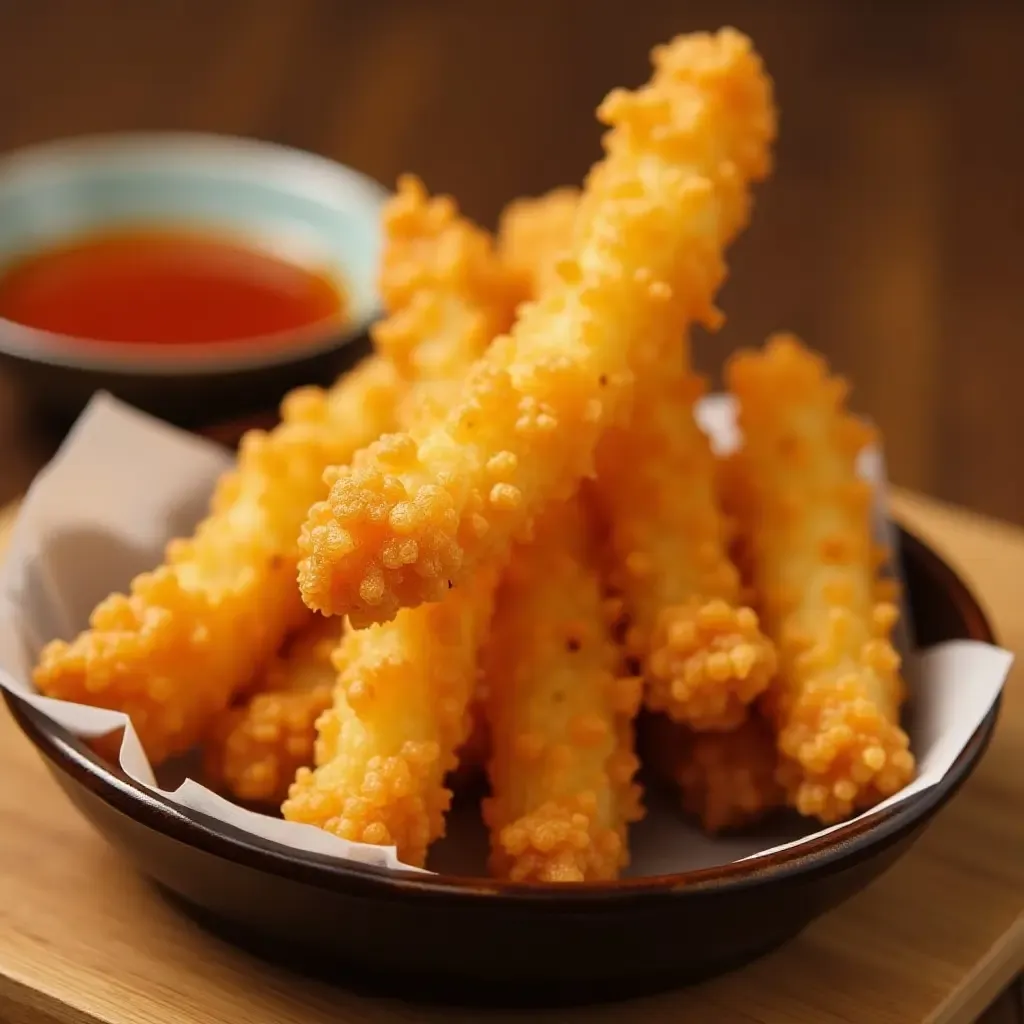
<box><xmin>0</xmin><ymin>227</ymin><xmax>346</xmax><ymax>345</ymax></box>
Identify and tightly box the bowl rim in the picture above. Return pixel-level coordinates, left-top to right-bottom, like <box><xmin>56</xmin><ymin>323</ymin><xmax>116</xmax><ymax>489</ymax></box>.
<box><xmin>0</xmin><ymin>131</ymin><xmax>387</xmax><ymax>376</ymax></box>
<box><xmin>3</xmin><ymin>523</ymin><xmax>1001</xmax><ymax>908</ymax></box>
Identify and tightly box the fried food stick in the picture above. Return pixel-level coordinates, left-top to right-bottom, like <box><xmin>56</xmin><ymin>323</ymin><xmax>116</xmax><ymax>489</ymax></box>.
<box><xmin>204</xmin><ymin>618</ymin><xmax>490</xmax><ymax>808</ymax></box>
<box><xmin>725</xmin><ymin>333</ymin><xmax>915</xmax><ymax>823</ymax></box>
<box><xmin>374</xmin><ymin>174</ymin><xmax>529</xmax><ymax>412</ymax></box>
<box><xmin>33</xmin><ymin>355</ymin><xmax>402</xmax><ymax>765</ymax></box>
<box><xmin>298</xmin><ymin>28</ymin><xmax>777</xmax><ymax>627</ymax></box>
<box><xmin>283</xmin><ymin>181</ymin><xmax>520</xmax><ymax>867</ymax></box>
<box><xmin>596</xmin><ymin>360</ymin><xmax>777</xmax><ymax>731</ymax></box>
<box><xmin>202</xmin><ymin>178</ymin><xmax>514</xmax><ymax>818</ymax></box>
<box><xmin>203</xmin><ymin>616</ymin><xmax>341</xmax><ymax>805</ymax></box>
<box><xmin>283</xmin><ymin>571</ymin><xmax>498</xmax><ymax>867</ymax></box>
<box><xmin>645</xmin><ymin>713</ymin><xmax>783</xmax><ymax>833</ymax></box>
<box><xmin>497</xmin><ymin>189</ymin><xmax>776</xmax><ymax>731</ymax></box>
<box><xmin>482</xmin><ymin>499</ymin><xmax>644</xmax><ymax>882</ymax></box>
<box><xmin>497</xmin><ymin>186</ymin><xmax>581</xmax><ymax>298</ymax></box>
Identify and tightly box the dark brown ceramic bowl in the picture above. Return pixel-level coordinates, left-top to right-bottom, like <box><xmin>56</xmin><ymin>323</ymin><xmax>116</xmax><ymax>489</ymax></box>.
<box><xmin>2</xmin><ymin>526</ymin><xmax>1000</xmax><ymax>1007</ymax></box>
<box><xmin>0</xmin><ymin>133</ymin><xmax>385</xmax><ymax>432</ymax></box>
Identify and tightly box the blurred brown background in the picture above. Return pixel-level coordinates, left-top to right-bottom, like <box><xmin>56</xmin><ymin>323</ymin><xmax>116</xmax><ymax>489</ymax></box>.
<box><xmin>0</xmin><ymin>0</ymin><xmax>1022</xmax><ymax>524</ymax></box>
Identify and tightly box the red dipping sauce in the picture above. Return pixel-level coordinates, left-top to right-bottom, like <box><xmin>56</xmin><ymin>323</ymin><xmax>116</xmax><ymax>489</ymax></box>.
<box><xmin>0</xmin><ymin>227</ymin><xmax>347</xmax><ymax>346</ymax></box>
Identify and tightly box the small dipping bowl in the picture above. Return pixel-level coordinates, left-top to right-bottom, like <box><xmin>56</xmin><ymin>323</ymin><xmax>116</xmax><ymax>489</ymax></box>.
<box><xmin>0</xmin><ymin>132</ymin><xmax>387</xmax><ymax>430</ymax></box>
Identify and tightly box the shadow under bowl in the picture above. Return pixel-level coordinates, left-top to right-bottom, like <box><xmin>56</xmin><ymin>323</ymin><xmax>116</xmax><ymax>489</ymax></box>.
<box><xmin>2</xmin><ymin>527</ymin><xmax>1000</xmax><ymax>1007</ymax></box>
<box><xmin>0</xmin><ymin>132</ymin><xmax>386</xmax><ymax>431</ymax></box>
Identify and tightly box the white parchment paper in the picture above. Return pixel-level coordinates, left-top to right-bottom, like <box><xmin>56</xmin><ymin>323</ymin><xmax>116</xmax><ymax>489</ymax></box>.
<box><xmin>0</xmin><ymin>393</ymin><xmax>1013</xmax><ymax>877</ymax></box>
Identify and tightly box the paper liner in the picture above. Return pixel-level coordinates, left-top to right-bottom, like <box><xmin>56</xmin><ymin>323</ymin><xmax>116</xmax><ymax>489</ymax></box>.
<box><xmin>0</xmin><ymin>393</ymin><xmax>1012</xmax><ymax>877</ymax></box>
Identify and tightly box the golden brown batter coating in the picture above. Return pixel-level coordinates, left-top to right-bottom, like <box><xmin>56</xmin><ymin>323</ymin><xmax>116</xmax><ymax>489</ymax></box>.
<box><xmin>33</xmin><ymin>354</ymin><xmax>401</xmax><ymax>764</ymax></box>
<box><xmin>282</xmin><ymin>570</ymin><xmax>498</xmax><ymax>867</ymax></box>
<box><xmin>282</xmin><ymin>178</ymin><xmax>520</xmax><ymax>866</ymax></box>
<box><xmin>496</xmin><ymin>186</ymin><xmax>776</xmax><ymax>735</ymax></box>
<box><xmin>497</xmin><ymin>187</ymin><xmax>581</xmax><ymax>298</ymax></box>
<box><xmin>646</xmin><ymin>713</ymin><xmax>784</xmax><ymax>833</ymax></box>
<box><xmin>203</xmin><ymin>617</ymin><xmax>340</xmax><ymax>806</ymax></box>
<box><xmin>374</xmin><ymin>173</ymin><xmax>527</xmax><ymax>402</ymax></box>
<box><xmin>725</xmin><ymin>334</ymin><xmax>915</xmax><ymax>823</ymax></box>
<box><xmin>297</xmin><ymin>30</ymin><xmax>777</xmax><ymax>627</ymax></box>
<box><xmin>482</xmin><ymin>499</ymin><xmax>643</xmax><ymax>882</ymax></box>
<box><xmin>597</xmin><ymin>362</ymin><xmax>776</xmax><ymax>732</ymax></box>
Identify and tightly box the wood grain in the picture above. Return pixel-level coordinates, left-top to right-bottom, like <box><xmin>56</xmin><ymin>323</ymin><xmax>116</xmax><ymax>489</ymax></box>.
<box><xmin>0</xmin><ymin>490</ymin><xmax>1021</xmax><ymax>1024</ymax></box>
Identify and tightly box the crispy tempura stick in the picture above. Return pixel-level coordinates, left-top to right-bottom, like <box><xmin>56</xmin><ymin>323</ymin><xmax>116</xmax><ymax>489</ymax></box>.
<box><xmin>282</xmin><ymin>570</ymin><xmax>497</xmax><ymax>867</ymax></box>
<box><xmin>33</xmin><ymin>355</ymin><xmax>402</xmax><ymax>764</ymax></box>
<box><xmin>584</xmin><ymin>27</ymin><xmax>778</xmax><ymax>732</ymax></box>
<box><xmin>375</xmin><ymin>174</ymin><xmax>528</xmax><ymax>411</ymax></box>
<box><xmin>482</xmin><ymin>498</ymin><xmax>644</xmax><ymax>882</ymax></box>
<box><xmin>596</xmin><ymin>359</ymin><xmax>777</xmax><ymax>731</ymax></box>
<box><xmin>203</xmin><ymin>616</ymin><xmax>341</xmax><ymax>805</ymax></box>
<box><xmin>725</xmin><ymin>333</ymin><xmax>915</xmax><ymax>822</ymax></box>
<box><xmin>497</xmin><ymin>187</ymin><xmax>581</xmax><ymax>298</ymax></box>
<box><xmin>204</xmin><ymin>628</ymin><xmax>490</xmax><ymax>808</ymax></box>
<box><xmin>499</xmin><ymin>190</ymin><xmax>775</xmax><ymax>732</ymax></box>
<box><xmin>283</xmin><ymin>180</ymin><xmax>519</xmax><ymax>866</ymax></box>
<box><xmin>298</xmin><ymin>29</ymin><xmax>777</xmax><ymax>627</ymax></box>
<box><xmin>645</xmin><ymin>713</ymin><xmax>783</xmax><ymax>833</ymax></box>
<box><xmin>497</xmin><ymin>185</ymin><xmax>775</xmax><ymax>731</ymax></box>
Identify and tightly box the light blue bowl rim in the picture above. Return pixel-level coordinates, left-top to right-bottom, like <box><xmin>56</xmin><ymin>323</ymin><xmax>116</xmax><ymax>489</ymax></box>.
<box><xmin>0</xmin><ymin>132</ymin><xmax>389</xmax><ymax>376</ymax></box>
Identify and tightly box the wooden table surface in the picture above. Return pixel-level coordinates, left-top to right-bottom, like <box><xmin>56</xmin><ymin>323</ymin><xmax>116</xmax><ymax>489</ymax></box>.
<box><xmin>1</xmin><ymin>489</ymin><xmax>1022</xmax><ymax>1024</ymax></box>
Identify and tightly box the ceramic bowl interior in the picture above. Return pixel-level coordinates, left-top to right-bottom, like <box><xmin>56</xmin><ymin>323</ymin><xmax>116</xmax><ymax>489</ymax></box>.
<box><xmin>0</xmin><ymin>132</ymin><xmax>387</xmax><ymax>375</ymax></box>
